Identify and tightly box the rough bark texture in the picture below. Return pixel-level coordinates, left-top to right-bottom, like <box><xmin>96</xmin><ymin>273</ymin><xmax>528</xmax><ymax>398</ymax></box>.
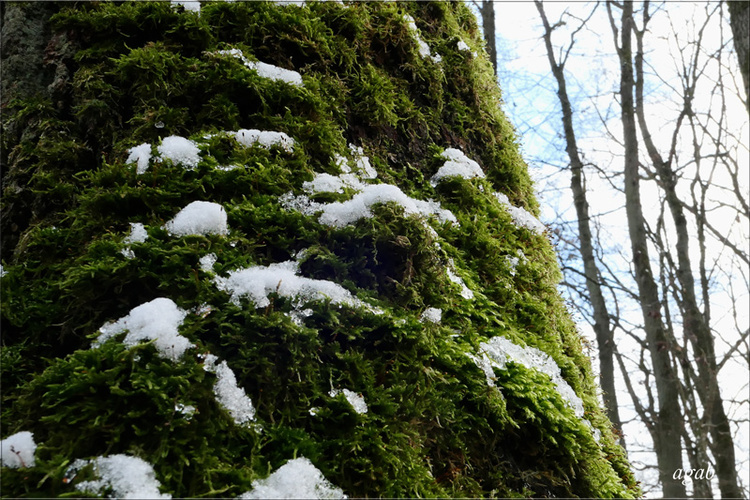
<box><xmin>611</xmin><ymin>1</ymin><xmax>687</xmax><ymax>497</ymax></box>
<box><xmin>534</xmin><ymin>0</ymin><xmax>625</xmax><ymax>451</ymax></box>
<box><xmin>727</xmin><ymin>0</ymin><xmax>750</xmax><ymax>112</ymax></box>
<box><xmin>0</xmin><ymin>2</ymin><xmax>638</xmax><ymax>498</ymax></box>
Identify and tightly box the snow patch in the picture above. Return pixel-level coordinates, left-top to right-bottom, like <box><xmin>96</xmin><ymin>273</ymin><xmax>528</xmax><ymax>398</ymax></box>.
<box><xmin>239</xmin><ymin>457</ymin><xmax>346</xmax><ymax>499</ymax></box>
<box><xmin>157</xmin><ymin>136</ymin><xmax>201</xmax><ymax>170</ymax></box>
<box><xmin>315</xmin><ymin>184</ymin><xmax>457</xmax><ymax>228</ymax></box>
<box><xmin>471</xmin><ymin>336</ymin><xmax>585</xmax><ymax>418</ymax></box>
<box><xmin>202</xmin><ymin>354</ymin><xmax>257</xmax><ymax>425</ymax></box>
<box><xmin>126</xmin><ymin>143</ymin><xmax>152</xmax><ymax>174</ymax></box>
<box><xmin>329</xmin><ymin>388</ymin><xmax>368</xmax><ymax>414</ymax></box>
<box><xmin>214</xmin><ymin>260</ymin><xmax>374</xmax><ymax>313</ymax></box>
<box><xmin>420</xmin><ymin>307</ymin><xmax>442</xmax><ymax>324</ymax></box>
<box><xmin>199</xmin><ymin>253</ymin><xmax>217</xmax><ymax>273</ymax></box>
<box><xmin>93</xmin><ymin>298</ymin><xmax>193</xmax><ymax>361</ymax></box>
<box><xmin>235</xmin><ymin>129</ymin><xmax>295</xmax><ymax>152</ymax></box>
<box><xmin>494</xmin><ymin>192</ymin><xmax>546</xmax><ymax>234</ymax></box>
<box><xmin>65</xmin><ymin>455</ymin><xmax>170</xmax><ymax>499</ymax></box>
<box><xmin>430</xmin><ymin>148</ymin><xmax>485</xmax><ymax>186</ymax></box>
<box><xmin>164</xmin><ymin>201</ymin><xmax>228</xmax><ymax>237</ymax></box>
<box><xmin>1</xmin><ymin>431</ymin><xmax>36</xmax><ymax>468</ymax></box>
<box><xmin>446</xmin><ymin>263</ymin><xmax>474</xmax><ymax>300</ymax></box>
<box><xmin>217</xmin><ymin>49</ymin><xmax>303</xmax><ymax>87</ymax></box>
<box><xmin>404</xmin><ymin>14</ymin><xmax>441</xmax><ymax>63</ymax></box>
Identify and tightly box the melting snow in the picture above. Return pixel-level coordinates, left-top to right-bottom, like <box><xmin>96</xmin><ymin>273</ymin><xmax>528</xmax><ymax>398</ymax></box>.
<box><xmin>214</xmin><ymin>260</ymin><xmax>373</xmax><ymax>312</ymax></box>
<box><xmin>348</xmin><ymin>144</ymin><xmax>377</xmax><ymax>179</ymax></box>
<box><xmin>494</xmin><ymin>192</ymin><xmax>546</xmax><ymax>235</ymax></box>
<box><xmin>157</xmin><ymin>136</ymin><xmax>201</xmax><ymax>170</ymax></box>
<box><xmin>420</xmin><ymin>307</ymin><xmax>442</xmax><ymax>324</ymax></box>
<box><xmin>121</xmin><ymin>222</ymin><xmax>148</xmax><ymax>259</ymax></box>
<box><xmin>124</xmin><ymin>222</ymin><xmax>148</xmax><ymax>245</ymax></box>
<box><xmin>199</xmin><ymin>253</ymin><xmax>217</xmax><ymax>273</ymax></box>
<box><xmin>93</xmin><ymin>298</ymin><xmax>193</xmax><ymax>361</ymax></box>
<box><xmin>446</xmin><ymin>264</ymin><xmax>474</xmax><ymax>300</ymax></box>
<box><xmin>0</xmin><ymin>431</ymin><xmax>36</xmax><ymax>468</ymax></box>
<box><xmin>217</xmin><ymin>49</ymin><xmax>304</xmax><ymax>87</ymax></box>
<box><xmin>404</xmin><ymin>14</ymin><xmax>442</xmax><ymax>63</ymax></box>
<box><xmin>283</xmin><ymin>185</ymin><xmax>456</xmax><ymax>228</ymax></box>
<box><xmin>239</xmin><ymin>457</ymin><xmax>346</xmax><ymax>499</ymax></box>
<box><xmin>329</xmin><ymin>388</ymin><xmax>368</xmax><ymax>414</ymax></box>
<box><xmin>126</xmin><ymin>143</ymin><xmax>152</xmax><ymax>174</ymax></box>
<box><xmin>202</xmin><ymin>354</ymin><xmax>257</xmax><ymax>425</ymax></box>
<box><xmin>430</xmin><ymin>148</ymin><xmax>485</xmax><ymax>186</ymax></box>
<box><xmin>164</xmin><ymin>201</ymin><xmax>228</xmax><ymax>237</ymax></box>
<box><xmin>471</xmin><ymin>336</ymin><xmax>585</xmax><ymax>418</ymax></box>
<box><xmin>66</xmin><ymin>455</ymin><xmax>170</xmax><ymax>499</ymax></box>
<box><xmin>235</xmin><ymin>129</ymin><xmax>295</xmax><ymax>152</ymax></box>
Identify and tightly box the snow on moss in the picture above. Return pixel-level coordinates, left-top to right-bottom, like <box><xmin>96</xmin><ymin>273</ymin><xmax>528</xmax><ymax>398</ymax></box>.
<box><xmin>1</xmin><ymin>431</ymin><xmax>36</xmax><ymax>468</ymax></box>
<box><xmin>329</xmin><ymin>388</ymin><xmax>368</xmax><ymax>414</ymax></box>
<box><xmin>348</xmin><ymin>144</ymin><xmax>377</xmax><ymax>179</ymax></box>
<box><xmin>403</xmin><ymin>14</ymin><xmax>442</xmax><ymax>64</ymax></box>
<box><xmin>201</xmin><ymin>354</ymin><xmax>257</xmax><ymax>426</ymax></box>
<box><xmin>430</xmin><ymin>148</ymin><xmax>485</xmax><ymax>186</ymax></box>
<box><xmin>494</xmin><ymin>192</ymin><xmax>546</xmax><ymax>235</ymax></box>
<box><xmin>157</xmin><ymin>136</ymin><xmax>201</xmax><ymax>170</ymax></box>
<box><xmin>214</xmin><ymin>260</ymin><xmax>375</xmax><ymax>314</ymax></box>
<box><xmin>239</xmin><ymin>457</ymin><xmax>346</xmax><ymax>499</ymax></box>
<box><xmin>164</xmin><ymin>201</ymin><xmax>228</xmax><ymax>237</ymax></box>
<box><xmin>235</xmin><ymin>129</ymin><xmax>295</xmax><ymax>152</ymax></box>
<box><xmin>420</xmin><ymin>307</ymin><xmax>442</xmax><ymax>324</ymax></box>
<box><xmin>121</xmin><ymin>222</ymin><xmax>149</xmax><ymax>259</ymax></box>
<box><xmin>216</xmin><ymin>48</ymin><xmax>304</xmax><ymax>87</ymax></box>
<box><xmin>126</xmin><ymin>143</ymin><xmax>152</xmax><ymax>174</ymax></box>
<box><xmin>199</xmin><ymin>253</ymin><xmax>217</xmax><ymax>273</ymax></box>
<box><xmin>282</xmin><ymin>184</ymin><xmax>456</xmax><ymax>228</ymax></box>
<box><xmin>65</xmin><ymin>454</ymin><xmax>170</xmax><ymax>499</ymax></box>
<box><xmin>92</xmin><ymin>298</ymin><xmax>193</xmax><ymax>362</ymax></box>
<box><xmin>471</xmin><ymin>336</ymin><xmax>585</xmax><ymax>418</ymax></box>
<box><xmin>446</xmin><ymin>262</ymin><xmax>474</xmax><ymax>300</ymax></box>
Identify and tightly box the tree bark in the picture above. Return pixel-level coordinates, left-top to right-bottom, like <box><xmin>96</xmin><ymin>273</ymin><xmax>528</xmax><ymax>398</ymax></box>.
<box><xmin>727</xmin><ymin>0</ymin><xmax>750</xmax><ymax>112</ymax></box>
<box><xmin>609</xmin><ymin>1</ymin><xmax>687</xmax><ymax>497</ymax></box>
<box><xmin>480</xmin><ymin>0</ymin><xmax>497</xmax><ymax>76</ymax></box>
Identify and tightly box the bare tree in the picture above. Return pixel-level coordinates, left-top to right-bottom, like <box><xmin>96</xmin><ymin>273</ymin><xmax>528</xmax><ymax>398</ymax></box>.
<box><xmin>472</xmin><ymin>0</ymin><xmax>497</xmax><ymax>76</ymax></box>
<box><xmin>533</xmin><ymin>0</ymin><xmax>625</xmax><ymax>450</ymax></box>
<box><xmin>518</xmin><ymin>0</ymin><xmax>748</xmax><ymax>497</ymax></box>
<box><xmin>727</xmin><ymin>0</ymin><xmax>749</xmax><ymax>112</ymax></box>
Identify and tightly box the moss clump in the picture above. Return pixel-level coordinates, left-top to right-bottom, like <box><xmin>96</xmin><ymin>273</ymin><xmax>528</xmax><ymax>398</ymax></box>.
<box><xmin>1</xmin><ymin>1</ymin><xmax>639</xmax><ymax>497</ymax></box>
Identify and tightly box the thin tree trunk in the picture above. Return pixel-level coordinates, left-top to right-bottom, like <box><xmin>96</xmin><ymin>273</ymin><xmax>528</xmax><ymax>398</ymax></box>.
<box><xmin>534</xmin><ymin>0</ymin><xmax>625</xmax><ymax>451</ymax></box>
<box><xmin>632</xmin><ymin>6</ymin><xmax>742</xmax><ymax>496</ymax></box>
<box><xmin>727</xmin><ymin>0</ymin><xmax>750</xmax><ymax>112</ymax></box>
<box><xmin>609</xmin><ymin>2</ymin><xmax>687</xmax><ymax>496</ymax></box>
<box><xmin>480</xmin><ymin>0</ymin><xmax>497</xmax><ymax>76</ymax></box>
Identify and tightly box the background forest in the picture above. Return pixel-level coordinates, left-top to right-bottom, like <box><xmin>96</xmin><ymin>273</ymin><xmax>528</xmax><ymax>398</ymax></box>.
<box><xmin>472</xmin><ymin>0</ymin><xmax>749</xmax><ymax>497</ymax></box>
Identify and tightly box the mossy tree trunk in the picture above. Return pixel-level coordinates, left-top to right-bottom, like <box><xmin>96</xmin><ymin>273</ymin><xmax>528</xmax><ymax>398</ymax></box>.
<box><xmin>1</xmin><ymin>2</ymin><xmax>639</xmax><ymax>498</ymax></box>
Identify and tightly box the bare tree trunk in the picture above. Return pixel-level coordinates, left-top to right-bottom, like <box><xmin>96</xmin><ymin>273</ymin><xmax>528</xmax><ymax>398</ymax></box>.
<box><xmin>632</xmin><ymin>5</ymin><xmax>743</xmax><ymax>497</ymax></box>
<box><xmin>480</xmin><ymin>0</ymin><xmax>497</xmax><ymax>76</ymax></box>
<box><xmin>608</xmin><ymin>1</ymin><xmax>687</xmax><ymax>496</ymax></box>
<box><xmin>534</xmin><ymin>0</ymin><xmax>625</xmax><ymax>451</ymax></box>
<box><xmin>727</xmin><ymin>0</ymin><xmax>750</xmax><ymax>112</ymax></box>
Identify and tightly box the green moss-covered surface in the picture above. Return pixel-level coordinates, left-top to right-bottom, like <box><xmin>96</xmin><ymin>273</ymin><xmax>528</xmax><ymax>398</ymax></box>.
<box><xmin>1</xmin><ymin>1</ymin><xmax>639</xmax><ymax>497</ymax></box>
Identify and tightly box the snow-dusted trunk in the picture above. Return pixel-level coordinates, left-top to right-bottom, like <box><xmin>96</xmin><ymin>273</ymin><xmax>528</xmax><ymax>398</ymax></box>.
<box><xmin>1</xmin><ymin>2</ymin><xmax>638</xmax><ymax>498</ymax></box>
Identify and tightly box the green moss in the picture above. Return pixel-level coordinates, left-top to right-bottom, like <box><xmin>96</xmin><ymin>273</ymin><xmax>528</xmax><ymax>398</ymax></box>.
<box><xmin>1</xmin><ymin>1</ymin><xmax>638</xmax><ymax>498</ymax></box>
